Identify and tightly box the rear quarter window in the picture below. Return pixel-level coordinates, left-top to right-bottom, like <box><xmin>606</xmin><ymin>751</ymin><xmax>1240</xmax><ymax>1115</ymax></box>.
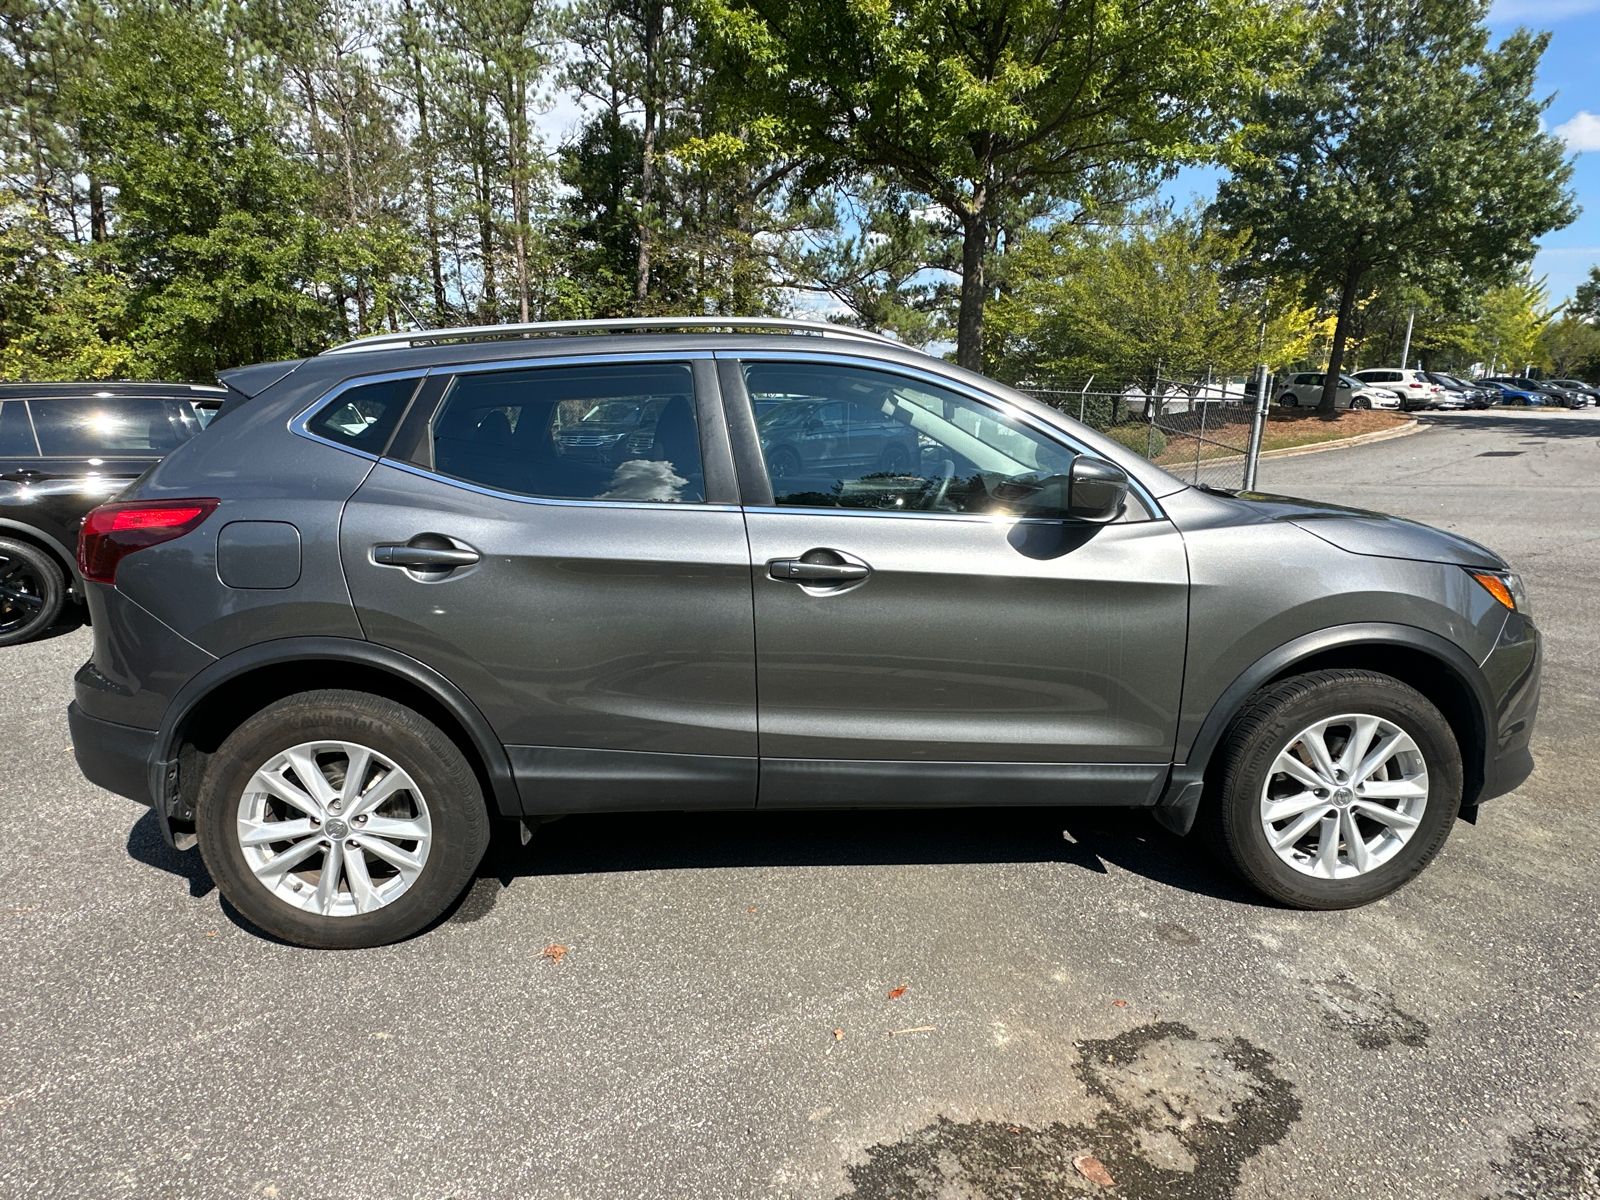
<box><xmin>30</xmin><ymin>396</ymin><xmax>202</xmax><ymax>456</ymax></box>
<box><xmin>306</xmin><ymin>377</ymin><xmax>421</xmax><ymax>454</ymax></box>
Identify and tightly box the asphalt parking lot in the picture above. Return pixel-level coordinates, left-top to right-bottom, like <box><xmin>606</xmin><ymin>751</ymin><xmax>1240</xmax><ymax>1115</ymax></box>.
<box><xmin>2</xmin><ymin>408</ymin><xmax>1597</xmax><ymax>1200</ymax></box>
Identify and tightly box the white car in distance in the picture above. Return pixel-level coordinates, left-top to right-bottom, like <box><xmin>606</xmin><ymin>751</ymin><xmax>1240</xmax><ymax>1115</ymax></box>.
<box><xmin>1275</xmin><ymin>373</ymin><xmax>1402</xmax><ymax>410</ymax></box>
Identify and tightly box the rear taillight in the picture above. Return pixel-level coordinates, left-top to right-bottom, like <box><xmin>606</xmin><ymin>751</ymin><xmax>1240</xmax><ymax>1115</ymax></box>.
<box><xmin>78</xmin><ymin>499</ymin><xmax>218</xmax><ymax>585</ymax></box>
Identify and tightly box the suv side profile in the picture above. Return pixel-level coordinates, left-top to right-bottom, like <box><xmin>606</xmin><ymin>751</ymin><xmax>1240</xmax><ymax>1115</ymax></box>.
<box><xmin>67</xmin><ymin>319</ymin><xmax>1541</xmax><ymax>948</ymax></box>
<box><xmin>1273</xmin><ymin>373</ymin><xmax>1399</xmax><ymax>410</ymax></box>
<box><xmin>0</xmin><ymin>381</ymin><xmax>224</xmax><ymax>645</ymax></box>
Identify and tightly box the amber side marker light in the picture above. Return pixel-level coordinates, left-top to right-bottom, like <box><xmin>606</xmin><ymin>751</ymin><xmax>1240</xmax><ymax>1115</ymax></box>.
<box><xmin>1468</xmin><ymin>571</ymin><xmax>1516</xmax><ymax>611</ymax></box>
<box><xmin>78</xmin><ymin>499</ymin><xmax>219</xmax><ymax>585</ymax></box>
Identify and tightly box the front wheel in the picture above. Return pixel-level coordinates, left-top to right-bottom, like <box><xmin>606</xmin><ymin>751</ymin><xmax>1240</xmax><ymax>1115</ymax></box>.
<box><xmin>1199</xmin><ymin>670</ymin><xmax>1461</xmax><ymax>909</ymax></box>
<box><xmin>196</xmin><ymin>690</ymin><xmax>490</xmax><ymax>948</ymax></box>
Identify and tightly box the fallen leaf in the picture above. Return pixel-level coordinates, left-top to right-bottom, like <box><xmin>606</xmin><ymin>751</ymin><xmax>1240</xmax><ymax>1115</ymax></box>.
<box><xmin>1073</xmin><ymin>1154</ymin><xmax>1116</xmax><ymax>1187</ymax></box>
<box><xmin>205</xmin><ymin>931</ymin><xmax>217</xmax><ymax>938</ymax></box>
<box><xmin>1112</xmin><ymin>999</ymin><xmax>1127</xmax><ymax>1008</ymax></box>
<box><xmin>1010</xmin><ymin>1126</ymin><xmax>1022</xmax><ymax>1134</ymax></box>
<box><xmin>887</xmin><ymin>985</ymin><xmax>907</xmax><ymax>1000</ymax></box>
<box><xmin>541</xmin><ymin>943</ymin><xmax>568</xmax><ymax>964</ymax></box>
<box><xmin>833</xmin><ymin>1029</ymin><xmax>844</xmax><ymax>1041</ymax></box>
<box><xmin>748</xmin><ymin>907</ymin><xmax>756</xmax><ymax>913</ymax></box>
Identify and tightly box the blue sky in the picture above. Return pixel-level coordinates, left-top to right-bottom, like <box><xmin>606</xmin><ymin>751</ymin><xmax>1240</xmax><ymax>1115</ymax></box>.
<box><xmin>1164</xmin><ymin>0</ymin><xmax>1600</xmax><ymax>305</ymax></box>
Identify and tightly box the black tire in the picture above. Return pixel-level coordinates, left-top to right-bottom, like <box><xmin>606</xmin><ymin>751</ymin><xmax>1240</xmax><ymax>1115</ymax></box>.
<box><xmin>0</xmin><ymin>537</ymin><xmax>65</xmax><ymax>647</ymax></box>
<box><xmin>878</xmin><ymin>441</ymin><xmax>913</xmax><ymax>474</ymax></box>
<box><xmin>1279</xmin><ymin>394</ymin><xmax>1299</xmax><ymax>408</ymax></box>
<box><xmin>1352</xmin><ymin>397</ymin><xmax>1370</xmax><ymax>411</ymax></box>
<box><xmin>196</xmin><ymin>690</ymin><xmax>490</xmax><ymax>948</ymax></box>
<box><xmin>1198</xmin><ymin>670</ymin><xmax>1462</xmax><ymax>909</ymax></box>
<box><xmin>766</xmin><ymin>446</ymin><xmax>802</xmax><ymax>479</ymax></box>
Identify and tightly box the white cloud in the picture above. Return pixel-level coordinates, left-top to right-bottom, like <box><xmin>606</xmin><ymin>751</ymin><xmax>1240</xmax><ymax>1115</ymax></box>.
<box><xmin>1554</xmin><ymin>111</ymin><xmax>1600</xmax><ymax>152</ymax></box>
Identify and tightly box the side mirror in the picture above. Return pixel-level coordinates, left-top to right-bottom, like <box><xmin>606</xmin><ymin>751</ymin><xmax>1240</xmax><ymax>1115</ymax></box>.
<box><xmin>1067</xmin><ymin>455</ymin><xmax>1129</xmax><ymax>523</ymax></box>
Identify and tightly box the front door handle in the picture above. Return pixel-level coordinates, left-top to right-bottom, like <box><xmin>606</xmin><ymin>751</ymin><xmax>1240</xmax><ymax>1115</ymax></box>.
<box><xmin>768</xmin><ymin>558</ymin><xmax>869</xmax><ymax>583</ymax></box>
<box><xmin>372</xmin><ymin>543</ymin><xmax>481</xmax><ymax>568</ymax></box>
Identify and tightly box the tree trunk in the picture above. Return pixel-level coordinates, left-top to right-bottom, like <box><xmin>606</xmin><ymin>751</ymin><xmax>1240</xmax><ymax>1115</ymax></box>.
<box><xmin>956</xmin><ymin>209</ymin><xmax>989</xmax><ymax>372</ymax></box>
<box><xmin>88</xmin><ymin>175</ymin><xmax>106</xmax><ymax>242</ymax></box>
<box><xmin>1319</xmin><ymin>262</ymin><xmax>1363</xmax><ymax>414</ymax></box>
<box><xmin>402</xmin><ymin>1</ymin><xmax>447</xmax><ymax>319</ymax></box>
<box><xmin>634</xmin><ymin>0</ymin><xmax>662</xmax><ymax>307</ymax></box>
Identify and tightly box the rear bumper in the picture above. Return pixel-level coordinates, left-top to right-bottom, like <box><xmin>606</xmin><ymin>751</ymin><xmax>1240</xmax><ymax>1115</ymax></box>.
<box><xmin>67</xmin><ymin>701</ymin><xmax>157</xmax><ymax>807</ymax></box>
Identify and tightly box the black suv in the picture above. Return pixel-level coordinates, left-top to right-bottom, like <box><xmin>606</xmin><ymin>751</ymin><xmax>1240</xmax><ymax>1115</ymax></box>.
<box><xmin>0</xmin><ymin>382</ymin><xmax>224</xmax><ymax>644</ymax></box>
<box><xmin>65</xmin><ymin>319</ymin><xmax>1540</xmax><ymax>949</ymax></box>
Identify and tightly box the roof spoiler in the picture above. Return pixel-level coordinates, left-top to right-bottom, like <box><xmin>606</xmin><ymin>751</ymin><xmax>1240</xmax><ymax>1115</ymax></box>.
<box><xmin>213</xmin><ymin>359</ymin><xmax>307</xmax><ymax>424</ymax></box>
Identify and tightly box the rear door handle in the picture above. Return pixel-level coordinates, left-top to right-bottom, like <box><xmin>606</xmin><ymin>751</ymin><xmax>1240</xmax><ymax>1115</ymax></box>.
<box><xmin>768</xmin><ymin>559</ymin><xmax>869</xmax><ymax>582</ymax></box>
<box><xmin>372</xmin><ymin>544</ymin><xmax>481</xmax><ymax>568</ymax></box>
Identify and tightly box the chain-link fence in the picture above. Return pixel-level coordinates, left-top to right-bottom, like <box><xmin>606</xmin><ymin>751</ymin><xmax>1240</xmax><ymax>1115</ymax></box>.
<box><xmin>1021</xmin><ymin>378</ymin><xmax>1271</xmax><ymax>491</ymax></box>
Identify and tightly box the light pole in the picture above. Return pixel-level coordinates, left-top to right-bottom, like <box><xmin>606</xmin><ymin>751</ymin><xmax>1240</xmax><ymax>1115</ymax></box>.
<box><xmin>1399</xmin><ymin>309</ymin><xmax>1415</xmax><ymax>371</ymax></box>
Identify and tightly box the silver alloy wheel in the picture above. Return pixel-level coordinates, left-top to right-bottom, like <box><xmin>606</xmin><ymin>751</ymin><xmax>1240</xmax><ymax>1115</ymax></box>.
<box><xmin>236</xmin><ymin>740</ymin><xmax>432</xmax><ymax>916</ymax></box>
<box><xmin>1259</xmin><ymin>713</ymin><xmax>1429</xmax><ymax>879</ymax></box>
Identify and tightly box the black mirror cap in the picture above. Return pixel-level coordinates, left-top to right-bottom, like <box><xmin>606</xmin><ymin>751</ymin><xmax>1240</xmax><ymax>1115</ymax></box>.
<box><xmin>1067</xmin><ymin>455</ymin><xmax>1129</xmax><ymax>523</ymax></box>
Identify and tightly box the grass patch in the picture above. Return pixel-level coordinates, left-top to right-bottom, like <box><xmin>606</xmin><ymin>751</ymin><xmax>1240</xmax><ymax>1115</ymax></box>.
<box><xmin>1139</xmin><ymin>408</ymin><xmax>1410</xmax><ymax>467</ymax></box>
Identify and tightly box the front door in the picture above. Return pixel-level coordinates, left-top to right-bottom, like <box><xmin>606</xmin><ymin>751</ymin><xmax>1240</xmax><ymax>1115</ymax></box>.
<box><xmin>339</xmin><ymin>358</ymin><xmax>757</xmax><ymax>814</ymax></box>
<box><xmin>733</xmin><ymin>357</ymin><xmax>1190</xmax><ymax>808</ymax></box>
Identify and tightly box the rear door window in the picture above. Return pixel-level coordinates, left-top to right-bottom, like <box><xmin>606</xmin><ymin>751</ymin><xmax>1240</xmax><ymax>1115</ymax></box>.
<box><xmin>0</xmin><ymin>401</ymin><xmax>37</xmax><ymax>455</ymax></box>
<box><xmin>424</xmin><ymin>362</ymin><xmax>704</xmax><ymax>503</ymax></box>
<box><xmin>30</xmin><ymin>396</ymin><xmax>203</xmax><ymax>456</ymax></box>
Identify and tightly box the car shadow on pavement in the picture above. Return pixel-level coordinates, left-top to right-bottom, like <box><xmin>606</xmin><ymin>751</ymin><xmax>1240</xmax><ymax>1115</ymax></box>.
<box><xmin>126</xmin><ymin>809</ymin><xmax>214</xmax><ymax>898</ymax></box>
<box><xmin>470</xmin><ymin>806</ymin><xmax>1268</xmax><ymax>913</ymax></box>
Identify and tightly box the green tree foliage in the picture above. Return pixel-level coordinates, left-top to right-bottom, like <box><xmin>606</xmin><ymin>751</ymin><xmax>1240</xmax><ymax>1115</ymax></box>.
<box><xmin>1540</xmin><ymin>314</ymin><xmax>1600</xmax><ymax>379</ymax></box>
<box><xmin>1571</xmin><ymin>265</ymin><xmax>1600</xmax><ymax>324</ymax></box>
<box><xmin>986</xmin><ymin>211</ymin><xmax>1308</xmax><ymax>386</ymax></box>
<box><xmin>74</xmin><ymin>5</ymin><xmax>328</xmax><ymax>378</ymax></box>
<box><xmin>698</xmin><ymin>0</ymin><xmax>1300</xmax><ymax>370</ymax></box>
<box><xmin>1470</xmin><ymin>269</ymin><xmax>1556</xmax><ymax>373</ymax></box>
<box><xmin>1216</xmin><ymin>0</ymin><xmax>1576</xmax><ymax>412</ymax></box>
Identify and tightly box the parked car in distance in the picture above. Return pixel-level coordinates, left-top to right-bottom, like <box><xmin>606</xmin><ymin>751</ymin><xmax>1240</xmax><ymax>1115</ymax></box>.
<box><xmin>0</xmin><ymin>381</ymin><xmax>225</xmax><ymax>645</ymax></box>
<box><xmin>1483</xmin><ymin>377</ymin><xmax>1577</xmax><ymax>408</ymax></box>
<box><xmin>1477</xmin><ymin>379</ymin><xmax>1544</xmax><ymax>407</ymax></box>
<box><xmin>1425</xmin><ymin>373</ymin><xmax>1495</xmax><ymax>409</ymax></box>
<box><xmin>1547</xmin><ymin>379</ymin><xmax>1598</xmax><ymax>406</ymax></box>
<box><xmin>1524</xmin><ymin>379</ymin><xmax>1587</xmax><ymax>409</ymax></box>
<box><xmin>1350</xmin><ymin>368</ymin><xmax>1448</xmax><ymax>410</ymax></box>
<box><xmin>1274</xmin><ymin>373</ymin><xmax>1401</xmax><ymax>410</ymax></box>
<box><xmin>67</xmin><ymin>318</ymin><xmax>1541</xmax><ymax>949</ymax></box>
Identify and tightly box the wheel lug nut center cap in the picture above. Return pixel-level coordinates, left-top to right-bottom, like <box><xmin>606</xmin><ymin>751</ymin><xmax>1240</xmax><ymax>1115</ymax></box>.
<box><xmin>1333</xmin><ymin>787</ymin><xmax>1353</xmax><ymax>805</ymax></box>
<box><xmin>323</xmin><ymin>818</ymin><xmax>350</xmax><ymax>840</ymax></box>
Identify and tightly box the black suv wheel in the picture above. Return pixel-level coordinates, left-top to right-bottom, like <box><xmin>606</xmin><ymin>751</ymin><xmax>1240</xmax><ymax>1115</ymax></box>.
<box><xmin>196</xmin><ymin>690</ymin><xmax>490</xmax><ymax>948</ymax></box>
<box><xmin>1201</xmin><ymin>670</ymin><xmax>1462</xmax><ymax>908</ymax></box>
<box><xmin>0</xmin><ymin>538</ymin><xmax>65</xmax><ymax>646</ymax></box>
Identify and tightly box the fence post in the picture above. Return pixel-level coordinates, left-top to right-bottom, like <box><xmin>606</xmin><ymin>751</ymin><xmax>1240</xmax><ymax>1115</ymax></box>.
<box><xmin>1243</xmin><ymin>364</ymin><xmax>1269</xmax><ymax>491</ymax></box>
<box><xmin>1194</xmin><ymin>393</ymin><xmax>1207</xmax><ymax>483</ymax></box>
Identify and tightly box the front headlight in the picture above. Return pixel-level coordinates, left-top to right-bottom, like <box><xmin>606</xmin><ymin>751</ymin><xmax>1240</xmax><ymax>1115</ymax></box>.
<box><xmin>1467</xmin><ymin>569</ymin><xmax>1530</xmax><ymax>616</ymax></box>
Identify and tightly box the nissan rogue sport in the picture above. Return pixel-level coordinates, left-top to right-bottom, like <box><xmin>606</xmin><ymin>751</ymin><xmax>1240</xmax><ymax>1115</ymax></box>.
<box><xmin>67</xmin><ymin>319</ymin><xmax>1540</xmax><ymax>948</ymax></box>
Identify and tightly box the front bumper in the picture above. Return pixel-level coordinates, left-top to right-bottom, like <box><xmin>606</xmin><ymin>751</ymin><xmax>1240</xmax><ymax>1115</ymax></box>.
<box><xmin>1476</xmin><ymin>610</ymin><xmax>1541</xmax><ymax>806</ymax></box>
<box><xmin>67</xmin><ymin>701</ymin><xmax>157</xmax><ymax>807</ymax></box>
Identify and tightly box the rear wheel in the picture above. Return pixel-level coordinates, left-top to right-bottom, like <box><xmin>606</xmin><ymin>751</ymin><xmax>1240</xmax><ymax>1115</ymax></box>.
<box><xmin>0</xmin><ymin>538</ymin><xmax>64</xmax><ymax>647</ymax></box>
<box><xmin>1199</xmin><ymin>670</ymin><xmax>1461</xmax><ymax>909</ymax></box>
<box><xmin>878</xmin><ymin>441</ymin><xmax>913</xmax><ymax>474</ymax></box>
<box><xmin>1279</xmin><ymin>394</ymin><xmax>1299</xmax><ymax>408</ymax></box>
<box><xmin>196</xmin><ymin>690</ymin><xmax>490</xmax><ymax>948</ymax></box>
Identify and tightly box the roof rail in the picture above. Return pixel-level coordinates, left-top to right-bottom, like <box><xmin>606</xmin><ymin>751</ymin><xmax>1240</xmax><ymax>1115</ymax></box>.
<box><xmin>322</xmin><ymin>316</ymin><xmax>915</xmax><ymax>355</ymax></box>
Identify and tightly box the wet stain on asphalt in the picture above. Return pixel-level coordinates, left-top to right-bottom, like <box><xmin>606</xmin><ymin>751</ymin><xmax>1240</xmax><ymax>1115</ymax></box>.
<box><xmin>1305</xmin><ymin>975</ymin><xmax>1429</xmax><ymax>1050</ymax></box>
<box><xmin>836</xmin><ymin>1023</ymin><xmax>1300</xmax><ymax>1199</ymax></box>
<box><xmin>1490</xmin><ymin>1102</ymin><xmax>1600</xmax><ymax>1199</ymax></box>
<box><xmin>1153</xmin><ymin>922</ymin><xmax>1202</xmax><ymax>946</ymax></box>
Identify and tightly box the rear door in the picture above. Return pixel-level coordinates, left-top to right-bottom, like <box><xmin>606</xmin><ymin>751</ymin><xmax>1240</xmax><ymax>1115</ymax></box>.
<box><xmin>339</xmin><ymin>355</ymin><xmax>758</xmax><ymax>815</ymax></box>
<box><xmin>725</xmin><ymin>356</ymin><xmax>1190</xmax><ymax>809</ymax></box>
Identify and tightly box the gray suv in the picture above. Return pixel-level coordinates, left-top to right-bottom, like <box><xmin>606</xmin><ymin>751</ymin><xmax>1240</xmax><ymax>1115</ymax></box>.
<box><xmin>66</xmin><ymin>319</ymin><xmax>1541</xmax><ymax>948</ymax></box>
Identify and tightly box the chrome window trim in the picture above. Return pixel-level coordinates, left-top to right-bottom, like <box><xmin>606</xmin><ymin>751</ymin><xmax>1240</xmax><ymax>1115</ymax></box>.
<box><xmin>722</xmin><ymin>348</ymin><xmax>1165</xmax><ymax>521</ymax></box>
